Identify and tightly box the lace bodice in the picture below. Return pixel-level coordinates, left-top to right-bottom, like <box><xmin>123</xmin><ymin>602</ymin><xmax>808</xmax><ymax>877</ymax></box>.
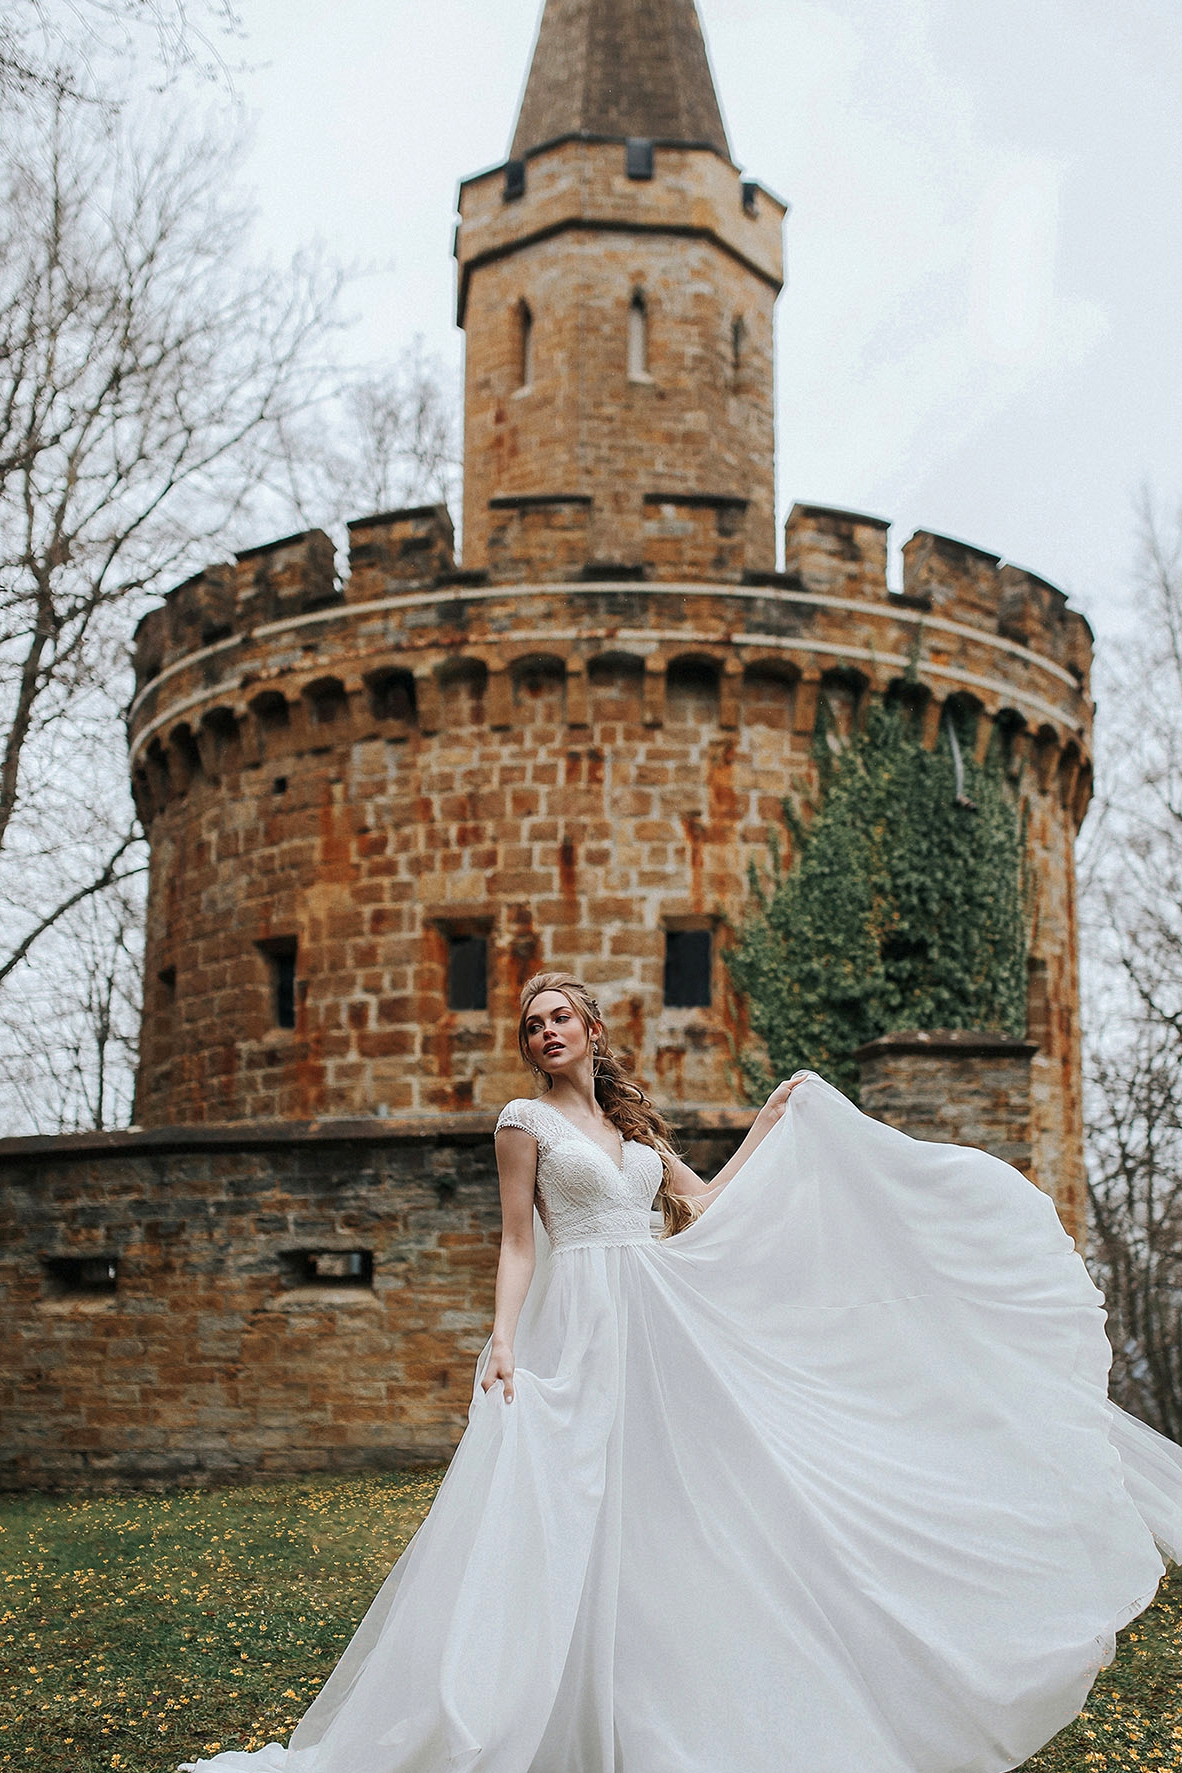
<box><xmin>495</xmin><ymin>1097</ymin><xmax>663</xmax><ymax>1251</ymax></box>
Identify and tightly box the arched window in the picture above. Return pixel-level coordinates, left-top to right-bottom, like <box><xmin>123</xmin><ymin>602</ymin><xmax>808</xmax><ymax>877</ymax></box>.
<box><xmin>731</xmin><ymin>315</ymin><xmax>747</xmax><ymax>384</ymax></box>
<box><xmin>627</xmin><ymin>290</ymin><xmax>649</xmax><ymax>380</ymax></box>
<box><xmin>518</xmin><ymin>300</ymin><xmax>534</xmax><ymax>389</ymax></box>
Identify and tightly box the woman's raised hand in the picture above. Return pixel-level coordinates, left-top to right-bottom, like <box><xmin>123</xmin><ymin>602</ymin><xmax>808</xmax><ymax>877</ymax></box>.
<box><xmin>482</xmin><ymin>1339</ymin><xmax>516</xmax><ymax>1403</ymax></box>
<box><xmin>760</xmin><ymin>1074</ymin><xmax>808</xmax><ymax>1123</ymax></box>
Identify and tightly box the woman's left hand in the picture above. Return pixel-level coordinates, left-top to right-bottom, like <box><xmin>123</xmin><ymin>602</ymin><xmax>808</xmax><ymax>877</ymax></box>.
<box><xmin>759</xmin><ymin>1074</ymin><xmax>808</xmax><ymax>1124</ymax></box>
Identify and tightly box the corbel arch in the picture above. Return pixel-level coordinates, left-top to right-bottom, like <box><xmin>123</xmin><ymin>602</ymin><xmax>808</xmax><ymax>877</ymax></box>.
<box><xmin>666</xmin><ymin>653</ymin><xmax>723</xmax><ymax>726</ymax></box>
<box><xmin>198</xmin><ymin>705</ymin><xmax>242</xmax><ymax>780</ymax></box>
<box><xmin>741</xmin><ymin>655</ymin><xmax>799</xmax><ymax>731</ymax></box>
<box><xmin>302</xmin><ymin>676</ymin><xmax>349</xmax><ymax>728</ymax></box>
<box><xmin>509</xmin><ymin>651</ymin><xmax>567</xmax><ymax>725</ymax></box>
<box><xmin>167</xmin><ymin>723</ymin><xmax>203</xmax><ymax>795</ymax></box>
<box><xmin>587</xmin><ymin>650</ymin><xmax>646</xmax><ymax>724</ymax></box>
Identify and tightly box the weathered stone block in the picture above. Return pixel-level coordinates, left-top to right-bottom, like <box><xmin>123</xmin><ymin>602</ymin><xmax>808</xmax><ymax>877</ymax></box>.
<box><xmin>855</xmin><ymin>1029</ymin><xmax>1039</xmax><ymax>1184</ymax></box>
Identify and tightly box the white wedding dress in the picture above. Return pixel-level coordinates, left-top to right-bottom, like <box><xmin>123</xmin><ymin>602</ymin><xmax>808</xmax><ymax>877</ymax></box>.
<box><xmin>181</xmin><ymin>1072</ymin><xmax>1182</xmax><ymax>1773</ymax></box>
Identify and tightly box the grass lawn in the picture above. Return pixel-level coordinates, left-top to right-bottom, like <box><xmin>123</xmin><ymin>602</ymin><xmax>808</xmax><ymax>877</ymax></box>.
<box><xmin>0</xmin><ymin>1475</ymin><xmax>1178</xmax><ymax>1773</ymax></box>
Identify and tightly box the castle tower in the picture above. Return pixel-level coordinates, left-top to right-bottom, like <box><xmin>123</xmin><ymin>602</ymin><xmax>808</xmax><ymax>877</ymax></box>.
<box><xmin>125</xmin><ymin>0</ymin><xmax>1095</xmax><ymax>1236</ymax></box>
<box><xmin>458</xmin><ymin>0</ymin><xmax>782</xmax><ymax>577</ymax></box>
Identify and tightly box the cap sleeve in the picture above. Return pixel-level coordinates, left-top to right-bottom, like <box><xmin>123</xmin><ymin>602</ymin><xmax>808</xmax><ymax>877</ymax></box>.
<box><xmin>495</xmin><ymin>1098</ymin><xmax>541</xmax><ymax>1140</ymax></box>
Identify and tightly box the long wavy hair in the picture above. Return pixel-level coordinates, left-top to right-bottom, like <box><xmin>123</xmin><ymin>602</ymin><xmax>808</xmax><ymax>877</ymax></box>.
<box><xmin>517</xmin><ymin>971</ymin><xmax>703</xmax><ymax>1238</ymax></box>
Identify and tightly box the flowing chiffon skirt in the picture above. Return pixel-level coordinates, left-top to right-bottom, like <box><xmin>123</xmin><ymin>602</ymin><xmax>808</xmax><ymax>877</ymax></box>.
<box><xmin>180</xmin><ymin>1073</ymin><xmax>1182</xmax><ymax>1773</ymax></box>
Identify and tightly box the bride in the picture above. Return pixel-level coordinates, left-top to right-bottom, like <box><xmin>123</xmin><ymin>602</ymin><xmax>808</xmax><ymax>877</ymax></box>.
<box><xmin>182</xmin><ymin>970</ymin><xmax>1182</xmax><ymax>1773</ymax></box>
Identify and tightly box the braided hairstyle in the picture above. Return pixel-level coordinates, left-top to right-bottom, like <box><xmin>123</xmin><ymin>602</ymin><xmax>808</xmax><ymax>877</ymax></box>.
<box><xmin>516</xmin><ymin>971</ymin><xmax>703</xmax><ymax>1238</ymax></box>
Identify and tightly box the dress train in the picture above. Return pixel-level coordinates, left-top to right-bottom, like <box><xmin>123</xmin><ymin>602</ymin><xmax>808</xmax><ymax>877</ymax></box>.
<box><xmin>180</xmin><ymin>1072</ymin><xmax>1182</xmax><ymax>1773</ymax></box>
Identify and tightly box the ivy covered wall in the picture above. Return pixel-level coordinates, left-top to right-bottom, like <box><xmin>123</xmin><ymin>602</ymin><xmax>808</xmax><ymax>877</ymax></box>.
<box><xmin>726</xmin><ymin>701</ymin><xmax>1028</xmax><ymax>1097</ymax></box>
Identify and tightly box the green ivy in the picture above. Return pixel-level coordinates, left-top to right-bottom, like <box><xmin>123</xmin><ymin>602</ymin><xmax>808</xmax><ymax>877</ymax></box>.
<box><xmin>726</xmin><ymin>700</ymin><xmax>1028</xmax><ymax>1098</ymax></box>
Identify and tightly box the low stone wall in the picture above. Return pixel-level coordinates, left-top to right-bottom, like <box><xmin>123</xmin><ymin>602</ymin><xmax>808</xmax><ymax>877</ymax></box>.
<box><xmin>0</xmin><ymin>1110</ymin><xmax>750</xmax><ymax>1492</ymax></box>
<box><xmin>855</xmin><ymin>1028</ymin><xmax>1042</xmax><ymax>1193</ymax></box>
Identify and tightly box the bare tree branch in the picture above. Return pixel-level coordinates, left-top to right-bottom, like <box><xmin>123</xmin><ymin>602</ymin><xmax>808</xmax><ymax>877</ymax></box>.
<box><xmin>0</xmin><ymin>90</ymin><xmax>461</xmax><ymax>1134</ymax></box>
<box><xmin>0</xmin><ymin>0</ymin><xmax>242</xmax><ymax>102</ymax></box>
<box><xmin>0</xmin><ymin>829</ymin><xmax>141</xmax><ymax>988</ymax></box>
<box><xmin>1082</xmin><ymin>494</ymin><xmax>1182</xmax><ymax>1437</ymax></box>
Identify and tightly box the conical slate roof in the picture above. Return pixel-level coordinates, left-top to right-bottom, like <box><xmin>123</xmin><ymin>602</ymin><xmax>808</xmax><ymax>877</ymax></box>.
<box><xmin>510</xmin><ymin>0</ymin><xmax>731</xmax><ymax>161</ymax></box>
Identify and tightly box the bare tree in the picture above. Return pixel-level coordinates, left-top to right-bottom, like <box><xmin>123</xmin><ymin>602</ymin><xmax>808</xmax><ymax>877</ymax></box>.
<box><xmin>275</xmin><ymin>340</ymin><xmax>462</xmax><ymax>531</ymax></box>
<box><xmin>0</xmin><ymin>96</ymin><xmax>344</xmax><ymax>1130</ymax></box>
<box><xmin>0</xmin><ymin>860</ymin><xmax>143</xmax><ymax>1131</ymax></box>
<box><xmin>0</xmin><ymin>0</ymin><xmax>241</xmax><ymax>101</ymax></box>
<box><xmin>1081</xmin><ymin>500</ymin><xmax>1182</xmax><ymax>1437</ymax></box>
<box><xmin>0</xmin><ymin>87</ymin><xmax>465</xmax><ymax>1136</ymax></box>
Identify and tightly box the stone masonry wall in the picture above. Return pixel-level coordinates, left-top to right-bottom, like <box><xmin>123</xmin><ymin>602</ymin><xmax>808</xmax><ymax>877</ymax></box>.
<box><xmin>457</xmin><ymin>139</ymin><xmax>784</xmax><ymax>574</ymax></box>
<box><xmin>856</xmin><ymin>1030</ymin><xmax>1039</xmax><ymax>1182</ymax></box>
<box><xmin>0</xmin><ymin>1114</ymin><xmax>750</xmax><ymax>1491</ymax></box>
<box><xmin>127</xmin><ymin>505</ymin><xmax>1093</xmax><ymax>1227</ymax></box>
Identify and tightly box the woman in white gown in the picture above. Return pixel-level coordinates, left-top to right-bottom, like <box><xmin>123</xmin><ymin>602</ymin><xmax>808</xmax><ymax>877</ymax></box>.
<box><xmin>181</xmin><ymin>970</ymin><xmax>1182</xmax><ymax>1773</ymax></box>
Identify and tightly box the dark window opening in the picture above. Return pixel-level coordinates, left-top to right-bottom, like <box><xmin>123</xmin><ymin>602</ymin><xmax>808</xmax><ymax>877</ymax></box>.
<box><xmin>741</xmin><ymin>180</ymin><xmax>760</xmax><ymax>216</ymax></box>
<box><xmin>626</xmin><ymin>137</ymin><xmax>655</xmax><ymax>180</ymax></box>
<box><xmin>504</xmin><ymin>158</ymin><xmax>526</xmax><ymax>201</ymax></box>
<box><xmin>447</xmin><ymin>934</ymin><xmax>488</xmax><ymax>1011</ymax></box>
<box><xmin>518</xmin><ymin>300</ymin><xmax>534</xmax><ymax>389</ymax></box>
<box><xmin>157</xmin><ymin>965</ymin><xmax>177</xmax><ymax>1006</ymax></box>
<box><xmin>203</xmin><ymin>707</ymin><xmax>241</xmax><ymax>768</ymax></box>
<box><xmin>272</xmin><ymin>775</ymin><xmax>288</xmax><ymax>794</ymax></box>
<box><xmin>664</xmin><ymin>929</ymin><xmax>712</xmax><ymax>1008</ymax></box>
<box><xmin>258</xmin><ymin>937</ymin><xmax>298</xmax><ymax>1028</ymax></box>
<box><xmin>281</xmin><ymin>1249</ymin><xmax>373</xmax><ymax>1289</ymax></box>
<box><xmin>43</xmin><ymin>1255</ymin><xmax>118</xmax><ymax>1297</ymax></box>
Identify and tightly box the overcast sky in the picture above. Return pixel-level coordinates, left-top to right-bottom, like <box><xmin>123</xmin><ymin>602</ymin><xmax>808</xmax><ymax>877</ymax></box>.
<box><xmin>232</xmin><ymin>0</ymin><xmax>1181</xmax><ymax>640</ymax></box>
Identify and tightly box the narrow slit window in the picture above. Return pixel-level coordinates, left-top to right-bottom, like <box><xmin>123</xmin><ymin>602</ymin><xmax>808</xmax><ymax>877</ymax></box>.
<box><xmin>518</xmin><ymin>300</ymin><xmax>534</xmax><ymax>389</ymax></box>
<box><xmin>731</xmin><ymin>315</ymin><xmax>747</xmax><ymax>383</ymax></box>
<box><xmin>664</xmin><ymin>929</ymin><xmax>712</xmax><ymax>1008</ymax></box>
<box><xmin>447</xmin><ymin>934</ymin><xmax>488</xmax><ymax>1011</ymax></box>
<box><xmin>627</xmin><ymin>291</ymin><xmax>649</xmax><ymax>380</ymax></box>
<box><xmin>275</xmin><ymin>949</ymin><xmax>297</xmax><ymax>1027</ymax></box>
<box><xmin>259</xmin><ymin>937</ymin><xmax>298</xmax><ymax>1029</ymax></box>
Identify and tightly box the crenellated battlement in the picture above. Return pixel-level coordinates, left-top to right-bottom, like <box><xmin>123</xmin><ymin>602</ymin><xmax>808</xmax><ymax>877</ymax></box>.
<box><xmin>126</xmin><ymin>492</ymin><xmax>1095</xmax><ymax>864</ymax></box>
<box><xmin>132</xmin><ymin>500</ymin><xmax>1095</xmax><ymax>701</ymax></box>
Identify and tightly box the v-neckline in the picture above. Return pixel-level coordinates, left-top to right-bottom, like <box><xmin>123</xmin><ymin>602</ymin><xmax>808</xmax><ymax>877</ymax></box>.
<box><xmin>544</xmin><ymin>1101</ymin><xmax>627</xmax><ymax>1173</ymax></box>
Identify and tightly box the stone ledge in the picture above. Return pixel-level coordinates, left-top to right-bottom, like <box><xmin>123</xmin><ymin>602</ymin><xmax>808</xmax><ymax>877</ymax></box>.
<box><xmin>0</xmin><ymin>1103</ymin><xmax>758</xmax><ymax>1167</ymax></box>
<box><xmin>854</xmin><ymin>1029</ymin><xmax>1038</xmax><ymax>1062</ymax></box>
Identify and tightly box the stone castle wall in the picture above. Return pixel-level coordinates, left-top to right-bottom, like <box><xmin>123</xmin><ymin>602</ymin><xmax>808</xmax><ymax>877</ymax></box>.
<box><xmin>856</xmin><ymin>1031</ymin><xmax>1039</xmax><ymax>1174</ymax></box>
<box><xmin>126</xmin><ymin>501</ymin><xmax>1093</xmax><ymax>1230</ymax></box>
<box><xmin>0</xmin><ymin>1040</ymin><xmax>1054</xmax><ymax>1492</ymax></box>
<box><xmin>0</xmin><ymin>1113</ymin><xmax>749</xmax><ymax>1491</ymax></box>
